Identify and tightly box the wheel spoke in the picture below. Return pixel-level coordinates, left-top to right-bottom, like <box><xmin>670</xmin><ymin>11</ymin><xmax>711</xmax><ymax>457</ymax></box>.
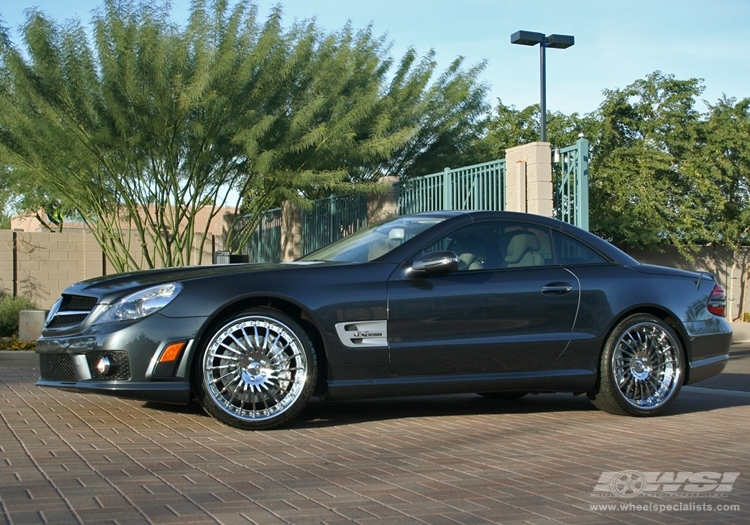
<box><xmin>217</xmin><ymin>341</ymin><xmax>243</xmax><ymax>356</ymax></box>
<box><xmin>227</xmin><ymin>332</ymin><xmax>249</xmax><ymax>353</ymax></box>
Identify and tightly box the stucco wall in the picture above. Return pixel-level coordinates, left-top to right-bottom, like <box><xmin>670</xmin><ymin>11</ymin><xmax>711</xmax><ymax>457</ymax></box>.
<box><xmin>1</xmin><ymin>230</ymin><xmax>222</xmax><ymax>309</ymax></box>
<box><xmin>625</xmin><ymin>244</ymin><xmax>748</xmax><ymax>321</ymax></box>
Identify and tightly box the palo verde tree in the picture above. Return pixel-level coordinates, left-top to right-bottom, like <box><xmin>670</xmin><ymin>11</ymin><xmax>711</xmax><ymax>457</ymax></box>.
<box><xmin>0</xmin><ymin>0</ymin><xmax>487</xmax><ymax>269</ymax></box>
<box><xmin>365</xmin><ymin>50</ymin><xmax>490</xmax><ymax>179</ymax></box>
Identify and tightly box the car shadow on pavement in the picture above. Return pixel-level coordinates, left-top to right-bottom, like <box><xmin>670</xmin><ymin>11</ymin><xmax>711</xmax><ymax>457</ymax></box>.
<box><xmin>292</xmin><ymin>394</ymin><xmax>596</xmax><ymax>428</ymax></box>
<box><xmin>691</xmin><ymin>373</ymin><xmax>750</xmax><ymax>391</ymax></box>
<box><xmin>143</xmin><ymin>393</ymin><xmax>599</xmax><ymax>428</ymax></box>
<box><xmin>141</xmin><ymin>389</ymin><xmax>750</xmax><ymax>429</ymax></box>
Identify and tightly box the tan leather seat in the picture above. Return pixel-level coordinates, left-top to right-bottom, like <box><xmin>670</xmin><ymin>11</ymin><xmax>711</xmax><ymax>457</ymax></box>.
<box><xmin>504</xmin><ymin>233</ymin><xmax>544</xmax><ymax>267</ymax></box>
<box><xmin>450</xmin><ymin>239</ymin><xmax>487</xmax><ymax>270</ymax></box>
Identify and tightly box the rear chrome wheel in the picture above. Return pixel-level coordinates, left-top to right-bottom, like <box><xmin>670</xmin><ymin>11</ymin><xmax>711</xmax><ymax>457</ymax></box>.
<box><xmin>196</xmin><ymin>308</ymin><xmax>316</xmax><ymax>430</ymax></box>
<box><xmin>588</xmin><ymin>314</ymin><xmax>684</xmax><ymax>416</ymax></box>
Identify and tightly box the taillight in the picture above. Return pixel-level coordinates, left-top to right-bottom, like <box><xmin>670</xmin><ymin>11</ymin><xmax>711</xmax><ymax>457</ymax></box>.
<box><xmin>707</xmin><ymin>283</ymin><xmax>726</xmax><ymax>317</ymax></box>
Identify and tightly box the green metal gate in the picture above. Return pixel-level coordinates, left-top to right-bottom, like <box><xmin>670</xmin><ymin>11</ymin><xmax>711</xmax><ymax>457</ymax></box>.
<box><xmin>397</xmin><ymin>159</ymin><xmax>507</xmax><ymax>214</ymax></box>
<box><xmin>241</xmin><ymin>207</ymin><xmax>282</xmax><ymax>263</ymax></box>
<box><xmin>555</xmin><ymin>138</ymin><xmax>590</xmax><ymax>230</ymax></box>
<box><xmin>301</xmin><ymin>194</ymin><xmax>368</xmax><ymax>256</ymax></box>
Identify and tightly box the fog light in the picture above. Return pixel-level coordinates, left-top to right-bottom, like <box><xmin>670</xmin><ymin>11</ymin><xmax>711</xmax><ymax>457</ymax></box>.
<box><xmin>95</xmin><ymin>356</ymin><xmax>118</xmax><ymax>376</ymax></box>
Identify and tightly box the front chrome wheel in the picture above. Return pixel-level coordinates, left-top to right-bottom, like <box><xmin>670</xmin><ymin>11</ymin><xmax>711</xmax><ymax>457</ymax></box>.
<box><xmin>196</xmin><ymin>308</ymin><xmax>316</xmax><ymax>430</ymax></box>
<box><xmin>588</xmin><ymin>314</ymin><xmax>684</xmax><ymax>417</ymax></box>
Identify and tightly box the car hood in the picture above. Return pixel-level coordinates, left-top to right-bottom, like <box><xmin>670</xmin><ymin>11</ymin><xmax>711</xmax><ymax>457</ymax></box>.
<box><xmin>64</xmin><ymin>261</ymin><xmax>334</xmax><ymax>303</ymax></box>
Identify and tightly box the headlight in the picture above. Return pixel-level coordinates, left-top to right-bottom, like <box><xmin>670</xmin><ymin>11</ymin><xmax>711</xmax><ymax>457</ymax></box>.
<box><xmin>93</xmin><ymin>283</ymin><xmax>182</xmax><ymax>325</ymax></box>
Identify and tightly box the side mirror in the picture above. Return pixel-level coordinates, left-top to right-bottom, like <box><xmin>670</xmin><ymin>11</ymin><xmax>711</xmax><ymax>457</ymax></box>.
<box><xmin>410</xmin><ymin>251</ymin><xmax>459</xmax><ymax>277</ymax></box>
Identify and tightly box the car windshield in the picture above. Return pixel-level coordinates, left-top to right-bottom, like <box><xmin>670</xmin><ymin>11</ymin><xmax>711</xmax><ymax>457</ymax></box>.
<box><xmin>300</xmin><ymin>216</ymin><xmax>446</xmax><ymax>263</ymax></box>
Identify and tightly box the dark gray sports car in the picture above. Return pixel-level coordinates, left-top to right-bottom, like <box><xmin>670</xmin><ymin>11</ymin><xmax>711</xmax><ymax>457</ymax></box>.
<box><xmin>37</xmin><ymin>211</ymin><xmax>732</xmax><ymax>429</ymax></box>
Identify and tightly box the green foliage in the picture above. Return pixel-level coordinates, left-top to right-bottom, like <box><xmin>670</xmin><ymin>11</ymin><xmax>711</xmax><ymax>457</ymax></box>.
<box><xmin>694</xmin><ymin>96</ymin><xmax>750</xmax><ymax>250</ymax></box>
<box><xmin>585</xmin><ymin>72</ymin><xmax>715</xmax><ymax>255</ymax></box>
<box><xmin>0</xmin><ymin>186</ymin><xmax>11</xmax><ymax>230</ymax></box>
<box><xmin>480</xmin><ymin>71</ymin><xmax>750</xmax><ymax>261</ymax></box>
<box><xmin>480</xmin><ymin>100</ymin><xmax>595</xmax><ymax>157</ymax></box>
<box><xmin>0</xmin><ymin>294</ymin><xmax>36</xmax><ymax>337</ymax></box>
<box><xmin>370</xmin><ymin>53</ymin><xmax>490</xmax><ymax>178</ymax></box>
<box><xmin>0</xmin><ymin>0</ymin><xmax>487</xmax><ymax>264</ymax></box>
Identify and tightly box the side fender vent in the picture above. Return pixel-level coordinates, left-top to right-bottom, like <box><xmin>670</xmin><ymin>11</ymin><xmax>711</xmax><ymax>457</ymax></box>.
<box><xmin>335</xmin><ymin>321</ymin><xmax>388</xmax><ymax>348</ymax></box>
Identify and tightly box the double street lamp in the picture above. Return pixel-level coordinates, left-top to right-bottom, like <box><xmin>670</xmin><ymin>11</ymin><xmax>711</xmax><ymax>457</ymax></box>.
<box><xmin>510</xmin><ymin>30</ymin><xmax>574</xmax><ymax>143</ymax></box>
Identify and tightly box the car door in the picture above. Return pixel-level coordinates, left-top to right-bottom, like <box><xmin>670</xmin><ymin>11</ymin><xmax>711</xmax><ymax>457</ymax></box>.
<box><xmin>387</xmin><ymin>221</ymin><xmax>580</xmax><ymax>376</ymax></box>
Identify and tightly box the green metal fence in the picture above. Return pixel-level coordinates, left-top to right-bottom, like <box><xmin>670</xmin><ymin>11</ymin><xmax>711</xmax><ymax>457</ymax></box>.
<box><xmin>240</xmin><ymin>207</ymin><xmax>282</xmax><ymax>263</ymax></box>
<box><xmin>556</xmin><ymin>138</ymin><xmax>590</xmax><ymax>230</ymax></box>
<box><xmin>240</xmin><ymin>141</ymin><xmax>589</xmax><ymax>262</ymax></box>
<box><xmin>396</xmin><ymin>159</ymin><xmax>506</xmax><ymax>214</ymax></box>
<box><xmin>301</xmin><ymin>193</ymin><xmax>369</xmax><ymax>256</ymax></box>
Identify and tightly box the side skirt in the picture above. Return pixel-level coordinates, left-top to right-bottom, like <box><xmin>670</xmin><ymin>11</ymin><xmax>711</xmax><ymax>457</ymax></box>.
<box><xmin>325</xmin><ymin>369</ymin><xmax>597</xmax><ymax>401</ymax></box>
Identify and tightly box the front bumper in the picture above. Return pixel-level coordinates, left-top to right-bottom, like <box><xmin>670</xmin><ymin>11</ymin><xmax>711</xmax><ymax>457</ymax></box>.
<box><xmin>36</xmin><ymin>378</ymin><xmax>192</xmax><ymax>404</ymax></box>
<box><xmin>36</xmin><ymin>314</ymin><xmax>206</xmax><ymax>405</ymax></box>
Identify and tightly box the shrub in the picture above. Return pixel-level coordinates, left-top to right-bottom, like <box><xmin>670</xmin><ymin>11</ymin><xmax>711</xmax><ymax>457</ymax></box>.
<box><xmin>0</xmin><ymin>295</ymin><xmax>37</xmax><ymax>337</ymax></box>
<box><xmin>0</xmin><ymin>336</ymin><xmax>36</xmax><ymax>351</ymax></box>
<box><xmin>744</xmin><ymin>312</ymin><xmax>750</xmax><ymax>323</ymax></box>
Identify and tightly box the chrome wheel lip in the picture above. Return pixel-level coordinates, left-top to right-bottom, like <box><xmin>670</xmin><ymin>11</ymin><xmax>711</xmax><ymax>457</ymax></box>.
<box><xmin>612</xmin><ymin>321</ymin><xmax>682</xmax><ymax>410</ymax></box>
<box><xmin>203</xmin><ymin>315</ymin><xmax>308</xmax><ymax>422</ymax></box>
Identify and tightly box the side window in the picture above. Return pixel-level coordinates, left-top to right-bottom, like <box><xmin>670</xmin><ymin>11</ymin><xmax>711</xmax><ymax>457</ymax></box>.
<box><xmin>500</xmin><ymin>224</ymin><xmax>553</xmax><ymax>268</ymax></box>
<box><xmin>422</xmin><ymin>222</ymin><xmax>554</xmax><ymax>271</ymax></box>
<box><xmin>423</xmin><ymin>224</ymin><xmax>494</xmax><ymax>271</ymax></box>
<box><xmin>552</xmin><ymin>231</ymin><xmax>608</xmax><ymax>265</ymax></box>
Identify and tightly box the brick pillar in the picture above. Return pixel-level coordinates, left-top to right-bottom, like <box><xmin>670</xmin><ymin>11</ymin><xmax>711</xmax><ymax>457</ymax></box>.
<box><xmin>280</xmin><ymin>201</ymin><xmax>302</xmax><ymax>262</ymax></box>
<box><xmin>504</xmin><ymin>142</ymin><xmax>553</xmax><ymax>217</ymax></box>
<box><xmin>368</xmin><ymin>176</ymin><xmax>399</xmax><ymax>223</ymax></box>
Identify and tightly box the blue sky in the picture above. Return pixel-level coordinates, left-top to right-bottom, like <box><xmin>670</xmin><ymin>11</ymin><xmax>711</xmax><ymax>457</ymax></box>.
<box><xmin>2</xmin><ymin>0</ymin><xmax>749</xmax><ymax>116</ymax></box>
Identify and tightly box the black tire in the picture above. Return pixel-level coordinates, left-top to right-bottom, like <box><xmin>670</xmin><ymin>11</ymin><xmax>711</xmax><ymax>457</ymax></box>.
<box><xmin>195</xmin><ymin>307</ymin><xmax>317</xmax><ymax>430</ymax></box>
<box><xmin>478</xmin><ymin>392</ymin><xmax>527</xmax><ymax>400</ymax></box>
<box><xmin>588</xmin><ymin>314</ymin><xmax>684</xmax><ymax>417</ymax></box>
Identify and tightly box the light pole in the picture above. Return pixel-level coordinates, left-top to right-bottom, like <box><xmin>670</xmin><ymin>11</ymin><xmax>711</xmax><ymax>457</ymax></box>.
<box><xmin>510</xmin><ymin>30</ymin><xmax>574</xmax><ymax>143</ymax></box>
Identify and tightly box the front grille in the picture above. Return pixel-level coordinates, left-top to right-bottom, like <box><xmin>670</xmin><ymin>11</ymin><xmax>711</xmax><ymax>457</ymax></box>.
<box><xmin>62</xmin><ymin>295</ymin><xmax>98</xmax><ymax>311</ymax></box>
<box><xmin>47</xmin><ymin>314</ymin><xmax>88</xmax><ymax>329</ymax></box>
<box><xmin>46</xmin><ymin>294</ymin><xmax>98</xmax><ymax>331</ymax></box>
<box><xmin>39</xmin><ymin>354</ymin><xmax>76</xmax><ymax>382</ymax></box>
<box><xmin>86</xmin><ymin>351</ymin><xmax>131</xmax><ymax>380</ymax></box>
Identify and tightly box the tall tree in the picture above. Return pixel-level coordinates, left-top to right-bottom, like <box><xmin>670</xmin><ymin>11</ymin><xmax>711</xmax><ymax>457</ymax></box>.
<box><xmin>586</xmin><ymin>71</ymin><xmax>712</xmax><ymax>254</ymax></box>
<box><xmin>691</xmin><ymin>96</ymin><xmax>750</xmax><ymax>318</ymax></box>
<box><xmin>0</xmin><ymin>0</ymin><xmax>487</xmax><ymax>268</ymax></box>
<box><xmin>697</xmin><ymin>96</ymin><xmax>750</xmax><ymax>247</ymax></box>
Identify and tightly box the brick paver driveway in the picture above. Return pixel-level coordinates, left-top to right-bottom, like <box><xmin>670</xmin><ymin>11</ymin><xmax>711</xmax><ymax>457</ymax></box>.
<box><xmin>1</xmin><ymin>360</ymin><xmax>749</xmax><ymax>524</ymax></box>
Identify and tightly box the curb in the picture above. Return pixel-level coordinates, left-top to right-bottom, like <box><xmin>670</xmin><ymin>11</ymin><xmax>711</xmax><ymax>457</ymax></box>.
<box><xmin>730</xmin><ymin>322</ymin><xmax>750</xmax><ymax>343</ymax></box>
<box><xmin>0</xmin><ymin>351</ymin><xmax>38</xmax><ymax>368</ymax></box>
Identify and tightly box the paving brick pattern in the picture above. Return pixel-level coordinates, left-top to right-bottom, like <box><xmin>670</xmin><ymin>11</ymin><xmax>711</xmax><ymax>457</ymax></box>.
<box><xmin>1</xmin><ymin>366</ymin><xmax>749</xmax><ymax>525</ymax></box>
